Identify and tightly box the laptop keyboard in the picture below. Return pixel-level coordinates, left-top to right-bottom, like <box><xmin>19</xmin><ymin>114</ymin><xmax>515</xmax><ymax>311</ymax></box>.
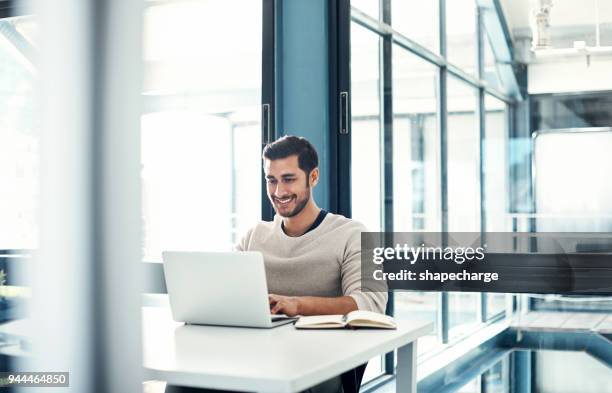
<box><xmin>270</xmin><ymin>314</ymin><xmax>294</xmax><ymax>321</ymax></box>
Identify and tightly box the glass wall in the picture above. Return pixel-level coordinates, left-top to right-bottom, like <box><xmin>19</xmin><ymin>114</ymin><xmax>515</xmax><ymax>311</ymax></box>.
<box><xmin>0</xmin><ymin>17</ymin><xmax>37</xmax><ymax>253</ymax></box>
<box><xmin>0</xmin><ymin>16</ymin><xmax>37</xmax><ymax>323</ymax></box>
<box><xmin>483</xmin><ymin>28</ymin><xmax>503</xmax><ymax>91</ymax></box>
<box><xmin>141</xmin><ymin>0</ymin><xmax>262</xmax><ymax>261</ymax></box>
<box><xmin>484</xmin><ymin>95</ymin><xmax>509</xmax><ymax>232</ymax></box>
<box><xmin>392</xmin><ymin>48</ymin><xmax>440</xmax><ymax>233</ymax></box>
<box><xmin>391</xmin><ymin>0</ymin><xmax>439</xmax><ymax>54</ymax></box>
<box><xmin>350</xmin><ymin>22</ymin><xmax>383</xmax><ymax>232</ymax></box>
<box><xmin>390</xmin><ymin>47</ymin><xmax>442</xmax><ymax>356</ymax></box>
<box><xmin>447</xmin><ymin>76</ymin><xmax>480</xmax><ymax>232</ymax></box>
<box><xmin>349</xmin><ymin>0</ymin><xmax>514</xmax><ymax>368</ymax></box>
<box><xmin>446</xmin><ymin>0</ymin><xmax>477</xmax><ymax>74</ymax></box>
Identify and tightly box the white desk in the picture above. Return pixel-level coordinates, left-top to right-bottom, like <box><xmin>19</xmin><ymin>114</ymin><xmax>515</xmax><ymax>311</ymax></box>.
<box><xmin>142</xmin><ymin>307</ymin><xmax>432</xmax><ymax>393</ymax></box>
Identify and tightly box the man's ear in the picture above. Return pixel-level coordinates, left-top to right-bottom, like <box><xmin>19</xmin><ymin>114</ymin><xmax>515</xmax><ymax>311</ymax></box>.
<box><xmin>309</xmin><ymin>168</ymin><xmax>319</xmax><ymax>187</ymax></box>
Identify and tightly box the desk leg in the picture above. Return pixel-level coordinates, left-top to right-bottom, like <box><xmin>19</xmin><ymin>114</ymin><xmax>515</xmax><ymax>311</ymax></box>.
<box><xmin>396</xmin><ymin>341</ymin><xmax>417</xmax><ymax>393</ymax></box>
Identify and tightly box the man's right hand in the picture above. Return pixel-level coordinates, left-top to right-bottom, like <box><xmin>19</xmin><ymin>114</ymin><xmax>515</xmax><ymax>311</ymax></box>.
<box><xmin>268</xmin><ymin>294</ymin><xmax>301</xmax><ymax>316</ymax></box>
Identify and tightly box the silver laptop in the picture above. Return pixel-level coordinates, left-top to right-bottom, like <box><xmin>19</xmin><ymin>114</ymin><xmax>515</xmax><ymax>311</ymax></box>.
<box><xmin>162</xmin><ymin>251</ymin><xmax>296</xmax><ymax>328</ymax></box>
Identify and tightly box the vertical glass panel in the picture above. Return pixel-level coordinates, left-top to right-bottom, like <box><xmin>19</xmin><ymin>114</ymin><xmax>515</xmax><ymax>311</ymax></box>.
<box><xmin>391</xmin><ymin>47</ymin><xmax>443</xmax><ymax>357</ymax></box>
<box><xmin>0</xmin><ymin>16</ymin><xmax>37</xmax><ymax>322</ymax></box>
<box><xmin>0</xmin><ymin>17</ymin><xmax>37</xmax><ymax>252</ymax></box>
<box><xmin>483</xmin><ymin>28</ymin><xmax>503</xmax><ymax>91</ymax></box>
<box><xmin>351</xmin><ymin>22</ymin><xmax>382</xmax><ymax>232</ymax></box>
<box><xmin>446</xmin><ymin>0</ymin><xmax>477</xmax><ymax>75</ymax></box>
<box><xmin>486</xmin><ymin>293</ymin><xmax>506</xmax><ymax>319</ymax></box>
<box><xmin>392</xmin><ymin>46</ymin><xmax>441</xmax><ymax>232</ymax></box>
<box><xmin>447</xmin><ymin>76</ymin><xmax>480</xmax><ymax>340</ymax></box>
<box><xmin>141</xmin><ymin>0</ymin><xmax>262</xmax><ymax>261</ymax></box>
<box><xmin>351</xmin><ymin>0</ymin><xmax>380</xmax><ymax>20</ymax></box>
<box><xmin>350</xmin><ymin>22</ymin><xmax>384</xmax><ymax>382</ymax></box>
<box><xmin>391</xmin><ymin>0</ymin><xmax>439</xmax><ymax>54</ymax></box>
<box><xmin>448</xmin><ymin>292</ymin><xmax>480</xmax><ymax>339</ymax></box>
<box><xmin>447</xmin><ymin>76</ymin><xmax>480</xmax><ymax>232</ymax></box>
<box><xmin>395</xmin><ymin>292</ymin><xmax>441</xmax><ymax>355</ymax></box>
<box><xmin>484</xmin><ymin>95</ymin><xmax>508</xmax><ymax>231</ymax></box>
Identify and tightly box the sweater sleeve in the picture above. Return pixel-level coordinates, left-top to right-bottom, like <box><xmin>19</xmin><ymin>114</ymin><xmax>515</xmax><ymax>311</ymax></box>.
<box><xmin>341</xmin><ymin>222</ymin><xmax>388</xmax><ymax>314</ymax></box>
<box><xmin>234</xmin><ymin>227</ymin><xmax>253</xmax><ymax>252</ymax></box>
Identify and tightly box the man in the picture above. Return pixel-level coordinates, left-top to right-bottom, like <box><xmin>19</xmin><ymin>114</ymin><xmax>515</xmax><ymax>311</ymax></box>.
<box><xmin>165</xmin><ymin>136</ymin><xmax>385</xmax><ymax>393</ymax></box>
<box><xmin>236</xmin><ymin>135</ymin><xmax>387</xmax><ymax>317</ymax></box>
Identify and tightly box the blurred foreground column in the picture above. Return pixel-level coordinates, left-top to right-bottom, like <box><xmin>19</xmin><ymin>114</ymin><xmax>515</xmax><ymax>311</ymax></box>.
<box><xmin>24</xmin><ymin>0</ymin><xmax>143</xmax><ymax>392</ymax></box>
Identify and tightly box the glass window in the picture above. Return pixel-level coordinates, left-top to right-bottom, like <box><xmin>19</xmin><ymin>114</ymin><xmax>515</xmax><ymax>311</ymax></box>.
<box><xmin>350</xmin><ymin>21</ymin><xmax>385</xmax><ymax>382</ymax></box>
<box><xmin>391</xmin><ymin>41</ymin><xmax>444</xmax><ymax>359</ymax></box>
<box><xmin>391</xmin><ymin>0</ymin><xmax>439</xmax><ymax>54</ymax></box>
<box><xmin>0</xmin><ymin>17</ymin><xmax>38</xmax><ymax>252</ymax></box>
<box><xmin>141</xmin><ymin>0</ymin><xmax>262</xmax><ymax>261</ymax></box>
<box><xmin>448</xmin><ymin>292</ymin><xmax>480</xmax><ymax>339</ymax></box>
<box><xmin>0</xmin><ymin>16</ymin><xmax>37</xmax><ymax>322</ymax></box>
<box><xmin>351</xmin><ymin>0</ymin><xmax>380</xmax><ymax>20</ymax></box>
<box><xmin>446</xmin><ymin>76</ymin><xmax>480</xmax><ymax>339</ymax></box>
<box><xmin>447</xmin><ymin>76</ymin><xmax>480</xmax><ymax>232</ymax></box>
<box><xmin>351</xmin><ymin>22</ymin><xmax>383</xmax><ymax>232</ymax></box>
<box><xmin>392</xmin><ymin>46</ymin><xmax>441</xmax><ymax>232</ymax></box>
<box><xmin>446</xmin><ymin>0</ymin><xmax>477</xmax><ymax>75</ymax></box>
<box><xmin>484</xmin><ymin>95</ymin><xmax>509</xmax><ymax>231</ymax></box>
<box><xmin>395</xmin><ymin>292</ymin><xmax>441</xmax><ymax>355</ymax></box>
<box><xmin>486</xmin><ymin>294</ymin><xmax>506</xmax><ymax>319</ymax></box>
<box><xmin>483</xmin><ymin>28</ymin><xmax>503</xmax><ymax>91</ymax></box>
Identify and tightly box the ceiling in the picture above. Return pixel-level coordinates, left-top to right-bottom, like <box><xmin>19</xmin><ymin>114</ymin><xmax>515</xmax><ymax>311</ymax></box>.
<box><xmin>499</xmin><ymin>0</ymin><xmax>612</xmax><ymax>49</ymax></box>
<box><xmin>500</xmin><ymin>0</ymin><xmax>612</xmax><ymax>29</ymax></box>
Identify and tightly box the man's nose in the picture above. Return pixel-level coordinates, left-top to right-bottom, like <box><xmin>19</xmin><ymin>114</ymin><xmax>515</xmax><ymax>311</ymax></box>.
<box><xmin>274</xmin><ymin>183</ymin><xmax>289</xmax><ymax>197</ymax></box>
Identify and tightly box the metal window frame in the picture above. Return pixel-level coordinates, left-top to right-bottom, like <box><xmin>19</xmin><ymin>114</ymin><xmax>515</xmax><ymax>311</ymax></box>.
<box><xmin>261</xmin><ymin>0</ymin><xmax>276</xmax><ymax>221</ymax></box>
<box><xmin>380</xmin><ymin>0</ymin><xmax>395</xmax><ymax>374</ymax></box>
<box><xmin>328</xmin><ymin>0</ymin><xmax>352</xmax><ymax>218</ymax></box>
<box><xmin>350</xmin><ymin>9</ymin><xmax>512</xmax><ymax>103</ymax></box>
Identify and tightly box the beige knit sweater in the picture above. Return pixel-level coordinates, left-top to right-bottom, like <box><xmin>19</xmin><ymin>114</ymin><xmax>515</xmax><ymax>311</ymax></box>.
<box><xmin>235</xmin><ymin>212</ymin><xmax>387</xmax><ymax>314</ymax></box>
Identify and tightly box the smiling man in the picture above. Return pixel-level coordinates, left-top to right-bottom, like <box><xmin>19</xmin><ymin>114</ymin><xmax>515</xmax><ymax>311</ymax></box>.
<box><xmin>236</xmin><ymin>135</ymin><xmax>387</xmax><ymax>317</ymax></box>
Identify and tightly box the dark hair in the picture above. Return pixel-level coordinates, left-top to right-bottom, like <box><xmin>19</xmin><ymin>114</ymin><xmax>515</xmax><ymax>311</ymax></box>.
<box><xmin>262</xmin><ymin>135</ymin><xmax>319</xmax><ymax>175</ymax></box>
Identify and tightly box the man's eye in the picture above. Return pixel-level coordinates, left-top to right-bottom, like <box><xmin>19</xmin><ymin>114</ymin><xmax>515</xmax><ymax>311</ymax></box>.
<box><xmin>267</xmin><ymin>179</ymin><xmax>277</xmax><ymax>184</ymax></box>
<box><xmin>283</xmin><ymin>178</ymin><xmax>295</xmax><ymax>183</ymax></box>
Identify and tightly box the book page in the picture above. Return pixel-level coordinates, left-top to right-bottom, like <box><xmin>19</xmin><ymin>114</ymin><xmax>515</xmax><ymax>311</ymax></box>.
<box><xmin>346</xmin><ymin>310</ymin><xmax>396</xmax><ymax>328</ymax></box>
<box><xmin>294</xmin><ymin>315</ymin><xmax>346</xmax><ymax>329</ymax></box>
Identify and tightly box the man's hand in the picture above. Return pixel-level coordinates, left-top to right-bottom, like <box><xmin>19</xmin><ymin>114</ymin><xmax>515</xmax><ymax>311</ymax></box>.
<box><xmin>269</xmin><ymin>294</ymin><xmax>301</xmax><ymax>316</ymax></box>
<box><xmin>269</xmin><ymin>294</ymin><xmax>358</xmax><ymax>316</ymax></box>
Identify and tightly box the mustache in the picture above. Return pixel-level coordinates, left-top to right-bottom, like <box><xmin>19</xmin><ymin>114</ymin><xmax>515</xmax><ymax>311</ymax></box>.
<box><xmin>273</xmin><ymin>195</ymin><xmax>296</xmax><ymax>201</ymax></box>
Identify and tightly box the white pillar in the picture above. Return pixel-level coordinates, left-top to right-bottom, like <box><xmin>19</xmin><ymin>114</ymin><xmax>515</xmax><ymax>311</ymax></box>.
<box><xmin>25</xmin><ymin>0</ymin><xmax>143</xmax><ymax>391</ymax></box>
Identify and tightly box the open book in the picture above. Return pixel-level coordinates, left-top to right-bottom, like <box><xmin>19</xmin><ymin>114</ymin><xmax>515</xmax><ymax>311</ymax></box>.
<box><xmin>295</xmin><ymin>310</ymin><xmax>396</xmax><ymax>329</ymax></box>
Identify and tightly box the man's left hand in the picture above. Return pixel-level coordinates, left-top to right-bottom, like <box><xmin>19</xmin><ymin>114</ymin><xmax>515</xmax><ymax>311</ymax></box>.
<box><xmin>269</xmin><ymin>294</ymin><xmax>301</xmax><ymax>316</ymax></box>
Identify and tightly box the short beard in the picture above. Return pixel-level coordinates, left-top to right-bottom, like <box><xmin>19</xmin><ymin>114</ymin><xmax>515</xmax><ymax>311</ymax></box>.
<box><xmin>281</xmin><ymin>191</ymin><xmax>310</xmax><ymax>218</ymax></box>
<box><xmin>273</xmin><ymin>172</ymin><xmax>313</xmax><ymax>218</ymax></box>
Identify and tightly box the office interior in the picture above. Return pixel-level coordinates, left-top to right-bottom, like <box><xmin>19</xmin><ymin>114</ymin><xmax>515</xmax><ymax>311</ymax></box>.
<box><xmin>0</xmin><ymin>0</ymin><xmax>611</xmax><ymax>392</ymax></box>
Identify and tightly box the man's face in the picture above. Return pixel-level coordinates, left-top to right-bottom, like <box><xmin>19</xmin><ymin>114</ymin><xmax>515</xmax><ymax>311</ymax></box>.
<box><xmin>264</xmin><ymin>155</ymin><xmax>318</xmax><ymax>218</ymax></box>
